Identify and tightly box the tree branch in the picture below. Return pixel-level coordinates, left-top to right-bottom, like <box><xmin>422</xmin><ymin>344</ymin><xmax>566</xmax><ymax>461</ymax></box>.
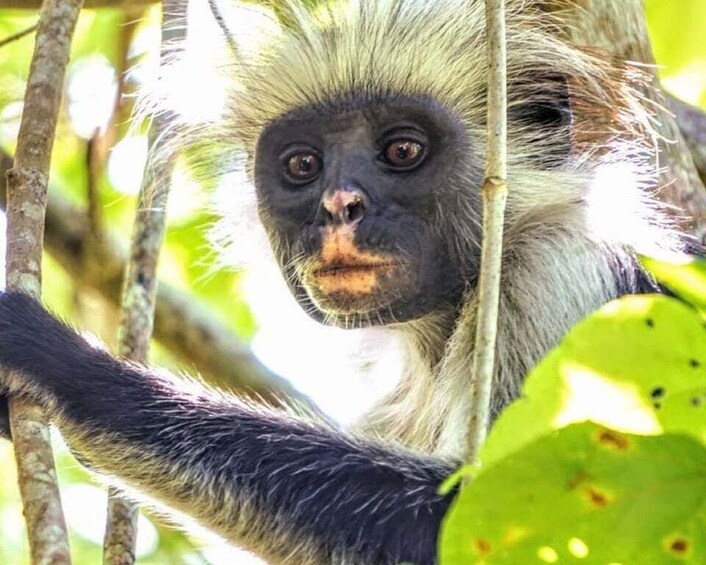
<box><xmin>0</xmin><ymin>24</ymin><xmax>38</xmax><ymax>48</ymax></box>
<box><xmin>3</xmin><ymin>0</ymin><xmax>82</xmax><ymax>562</ymax></box>
<box><xmin>103</xmin><ymin>2</ymin><xmax>184</xmax><ymax>558</ymax></box>
<box><xmin>467</xmin><ymin>0</ymin><xmax>508</xmax><ymax>463</ymax></box>
<box><xmin>1</xmin><ymin>0</ymin><xmax>154</xmax><ymax>9</ymax></box>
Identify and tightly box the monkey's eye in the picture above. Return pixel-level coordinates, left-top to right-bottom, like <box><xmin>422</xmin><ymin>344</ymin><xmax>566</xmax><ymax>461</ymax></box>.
<box><xmin>285</xmin><ymin>152</ymin><xmax>322</xmax><ymax>183</ymax></box>
<box><xmin>381</xmin><ymin>140</ymin><xmax>426</xmax><ymax>170</ymax></box>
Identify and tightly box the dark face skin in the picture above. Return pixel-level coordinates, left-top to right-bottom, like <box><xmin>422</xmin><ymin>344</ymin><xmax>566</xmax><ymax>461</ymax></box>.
<box><xmin>254</xmin><ymin>96</ymin><xmax>482</xmax><ymax>328</ymax></box>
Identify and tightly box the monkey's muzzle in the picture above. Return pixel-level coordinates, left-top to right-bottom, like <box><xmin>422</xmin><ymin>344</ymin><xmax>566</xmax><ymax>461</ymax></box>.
<box><xmin>303</xmin><ymin>225</ymin><xmax>407</xmax><ymax>313</ymax></box>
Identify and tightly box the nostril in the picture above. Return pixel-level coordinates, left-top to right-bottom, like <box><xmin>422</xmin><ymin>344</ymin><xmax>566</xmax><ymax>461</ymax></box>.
<box><xmin>320</xmin><ymin>189</ymin><xmax>368</xmax><ymax>226</ymax></box>
<box><xmin>344</xmin><ymin>200</ymin><xmax>365</xmax><ymax>224</ymax></box>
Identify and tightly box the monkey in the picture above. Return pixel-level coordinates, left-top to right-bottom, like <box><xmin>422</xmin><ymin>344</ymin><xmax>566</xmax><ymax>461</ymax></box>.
<box><xmin>0</xmin><ymin>0</ymin><xmax>687</xmax><ymax>563</ymax></box>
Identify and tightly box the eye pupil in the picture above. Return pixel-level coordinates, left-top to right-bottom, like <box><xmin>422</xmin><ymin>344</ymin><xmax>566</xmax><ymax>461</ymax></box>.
<box><xmin>286</xmin><ymin>152</ymin><xmax>321</xmax><ymax>182</ymax></box>
<box><xmin>299</xmin><ymin>156</ymin><xmax>313</xmax><ymax>172</ymax></box>
<box><xmin>396</xmin><ymin>144</ymin><xmax>410</xmax><ymax>160</ymax></box>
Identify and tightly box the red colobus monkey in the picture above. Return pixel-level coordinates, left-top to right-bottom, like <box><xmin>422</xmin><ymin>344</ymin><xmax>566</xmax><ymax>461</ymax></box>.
<box><xmin>0</xmin><ymin>1</ymin><xmax>683</xmax><ymax>563</ymax></box>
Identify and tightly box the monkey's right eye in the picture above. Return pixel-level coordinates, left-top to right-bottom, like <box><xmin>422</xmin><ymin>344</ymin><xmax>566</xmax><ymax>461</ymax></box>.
<box><xmin>285</xmin><ymin>152</ymin><xmax>322</xmax><ymax>183</ymax></box>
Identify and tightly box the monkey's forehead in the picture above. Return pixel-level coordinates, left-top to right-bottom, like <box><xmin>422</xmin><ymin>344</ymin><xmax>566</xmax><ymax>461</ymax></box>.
<box><xmin>258</xmin><ymin>93</ymin><xmax>454</xmax><ymax>134</ymax></box>
<box><xmin>224</xmin><ymin>0</ymin><xmax>587</xmax><ymax>146</ymax></box>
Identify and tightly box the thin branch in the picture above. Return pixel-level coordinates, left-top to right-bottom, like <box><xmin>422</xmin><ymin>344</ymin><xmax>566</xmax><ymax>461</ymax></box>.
<box><xmin>669</xmin><ymin>94</ymin><xmax>706</xmax><ymax>189</ymax></box>
<box><xmin>86</xmin><ymin>131</ymin><xmax>105</xmax><ymax>241</ymax></box>
<box><xmin>3</xmin><ymin>0</ymin><xmax>83</xmax><ymax>562</ymax></box>
<box><xmin>0</xmin><ymin>24</ymin><xmax>38</xmax><ymax>49</ymax></box>
<box><xmin>1</xmin><ymin>0</ymin><xmax>154</xmax><ymax>8</ymax></box>
<box><xmin>103</xmin><ymin>3</ymin><xmax>189</xmax><ymax>558</ymax></box>
<box><xmin>466</xmin><ymin>0</ymin><xmax>508</xmax><ymax>464</ymax></box>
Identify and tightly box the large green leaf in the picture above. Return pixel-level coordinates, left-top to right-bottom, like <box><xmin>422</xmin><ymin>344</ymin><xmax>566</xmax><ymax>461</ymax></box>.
<box><xmin>482</xmin><ymin>295</ymin><xmax>706</xmax><ymax>468</ymax></box>
<box><xmin>441</xmin><ymin>423</ymin><xmax>706</xmax><ymax>564</ymax></box>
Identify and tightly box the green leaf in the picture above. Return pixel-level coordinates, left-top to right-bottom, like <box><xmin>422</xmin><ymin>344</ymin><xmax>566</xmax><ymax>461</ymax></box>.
<box><xmin>482</xmin><ymin>295</ymin><xmax>706</xmax><ymax>468</ymax></box>
<box><xmin>642</xmin><ymin>256</ymin><xmax>706</xmax><ymax>311</ymax></box>
<box><xmin>441</xmin><ymin>423</ymin><xmax>706</xmax><ymax>564</ymax></box>
<box><xmin>439</xmin><ymin>465</ymin><xmax>477</xmax><ymax>496</ymax></box>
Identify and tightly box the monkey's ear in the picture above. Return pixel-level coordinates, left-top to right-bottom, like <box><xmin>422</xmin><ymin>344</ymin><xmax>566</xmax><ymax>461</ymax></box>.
<box><xmin>508</xmin><ymin>72</ymin><xmax>573</xmax><ymax>167</ymax></box>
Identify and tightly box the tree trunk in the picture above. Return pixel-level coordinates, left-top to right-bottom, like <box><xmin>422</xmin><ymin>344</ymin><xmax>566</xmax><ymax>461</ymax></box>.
<box><xmin>546</xmin><ymin>0</ymin><xmax>706</xmax><ymax>242</ymax></box>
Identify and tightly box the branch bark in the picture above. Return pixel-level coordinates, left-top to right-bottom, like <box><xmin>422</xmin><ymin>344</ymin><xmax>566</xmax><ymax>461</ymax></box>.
<box><xmin>3</xmin><ymin>0</ymin><xmax>82</xmax><ymax>562</ymax></box>
<box><xmin>103</xmin><ymin>2</ymin><xmax>183</xmax><ymax>560</ymax></box>
<box><xmin>467</xmin><ymin>0</ymin><xmax>508</xmax><ymax>464</ymax></box>
<box><xmin>1</xmin><ymin>0</ymin><xmax>154</xmax><ymax>8</ymax></box>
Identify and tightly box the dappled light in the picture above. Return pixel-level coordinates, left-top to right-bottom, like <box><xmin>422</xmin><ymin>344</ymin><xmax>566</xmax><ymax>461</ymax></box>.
<box><xmin>556</xmin><ymin>362</ymin><xmax>662</xmax><ymax>434</ymax></box>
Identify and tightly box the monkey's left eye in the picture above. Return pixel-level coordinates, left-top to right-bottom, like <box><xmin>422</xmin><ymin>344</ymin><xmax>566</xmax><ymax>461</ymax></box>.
<box><xmin>381</xmin><ymin>140</ymin><xmax>426</xmax><ymax>170</ymax></box>
<box><xmin>285</xmin><ymin>152</ymin><xmax>322</xmax><ymax>183</ymax></box>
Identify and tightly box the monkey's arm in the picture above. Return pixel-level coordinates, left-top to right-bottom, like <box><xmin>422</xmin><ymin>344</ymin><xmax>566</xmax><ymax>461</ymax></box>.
<box><xmin>0</xmin><ymin>292</ymin><xmax>455</xmax><ymax>565</ymax></box>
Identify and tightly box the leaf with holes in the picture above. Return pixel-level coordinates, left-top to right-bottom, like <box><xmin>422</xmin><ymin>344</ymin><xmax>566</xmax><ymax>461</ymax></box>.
<box><xmin>440</xmin><ymin>423</ymin><xmax>706</xmax><ymax>564</ymax></box>
<box><xmin>481</xmin><ymin>294</ymin><xmax>706</xmax><ymax>468</ymax></box>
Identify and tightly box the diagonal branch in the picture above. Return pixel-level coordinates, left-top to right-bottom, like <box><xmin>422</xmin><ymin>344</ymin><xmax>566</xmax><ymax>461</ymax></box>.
<box><xmin>0</xmin><ymin>24</ymin><xmax>38</xmax><ymax>48</ymax></box>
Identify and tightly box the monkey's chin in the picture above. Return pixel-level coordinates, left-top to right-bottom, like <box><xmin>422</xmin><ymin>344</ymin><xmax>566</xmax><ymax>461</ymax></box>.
<box><xmin>302</xmin><ymin>263</ymin><xmax>416</xmax><ymax>327</ymax></box>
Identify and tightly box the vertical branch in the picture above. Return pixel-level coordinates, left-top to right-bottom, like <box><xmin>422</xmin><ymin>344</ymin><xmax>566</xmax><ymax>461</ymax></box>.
<box><xmin>466</xmin><ymin>0</ymin><xmax>508</xmax><ymax>464</ymax></box>
<box><xmin>102</xmin><ymin>2</ymin><xmax>181</xmax><ymax>563</ymax></box>
<box><xmin>3</xmin><ymin>0</ymin><xmax>83</xmax><ymax>562</ymax></box>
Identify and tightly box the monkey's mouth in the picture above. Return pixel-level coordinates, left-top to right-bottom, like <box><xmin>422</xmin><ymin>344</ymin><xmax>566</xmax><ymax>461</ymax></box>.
<box><xmin>311</xmin><ymin>260</ymin><xmax>401</xmax><ymax>296</ymax></box>
<box><xmin>313</xmin><ymin>261</ymin><xmax>399</xmax><ymax>278</ymax></box>
<box><xmin>305</xmin><ymin>259</ymin><xmax>406</xmax><ymax>317</ymax></box>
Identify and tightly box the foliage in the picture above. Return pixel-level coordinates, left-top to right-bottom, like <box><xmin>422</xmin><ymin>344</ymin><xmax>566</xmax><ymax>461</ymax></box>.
<box><xmin>642</xmin><ymin>256</ymin><xmax>706</xmax><ymax>312</ymax></box>
<box><xmin>443</xmin><ymin>423</ymin><xmax>706</xmax><ymax>564</ymax></box>
<box><xmin>440</xmin><ymin>264</ymin><xmax>706</xmax><ymax>563</ymax></box>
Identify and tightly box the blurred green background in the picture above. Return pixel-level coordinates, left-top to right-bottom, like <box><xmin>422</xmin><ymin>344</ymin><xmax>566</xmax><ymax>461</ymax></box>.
<box><xmin>0</xmin><ymin>1</ymin><xmax>704</xmax><ymax>564</ymax></box>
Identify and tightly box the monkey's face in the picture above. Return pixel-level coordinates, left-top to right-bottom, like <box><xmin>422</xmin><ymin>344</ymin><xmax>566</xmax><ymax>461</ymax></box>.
<box><xmin>254</xmin><ymin>97</ymin><xmax>481</xmax><ymax>328</ymax></box>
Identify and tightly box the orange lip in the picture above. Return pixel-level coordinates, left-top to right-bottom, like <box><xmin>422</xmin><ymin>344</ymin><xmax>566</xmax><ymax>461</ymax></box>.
<box><xmin>311</xmin><ymin>261</ymin><xmax>399</xmax><ymax>295</ymax></box>
<box><xmin>312</xmin><ymin>225</ymin><xmax>399</xmax><ymax>294</ymax></box>
<box><xmin>314</xmin><ymin>261</ymin><xmax>399</xmax><ymax>277</ymax></box>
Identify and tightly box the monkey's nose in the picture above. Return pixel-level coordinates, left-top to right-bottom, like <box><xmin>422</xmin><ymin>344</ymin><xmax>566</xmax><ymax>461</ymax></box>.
<box><xmin>321</xmin><ymin>189</ymin><xmax>368</xmax><ymax>226</ymax></box>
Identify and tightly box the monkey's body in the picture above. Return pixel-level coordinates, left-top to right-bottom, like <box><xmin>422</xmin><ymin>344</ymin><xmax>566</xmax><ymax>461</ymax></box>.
<box><xmin>0</xmin><ymin>0</ymin><xmax>684</xmax><ymax>563</ymax></box>
<box><xmin>0</xmin><ymin>293</ymin><xmax>455</xmax><ymax>564</ymax></box>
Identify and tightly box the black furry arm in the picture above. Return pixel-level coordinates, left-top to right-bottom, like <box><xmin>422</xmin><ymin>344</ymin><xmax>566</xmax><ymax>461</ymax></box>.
<box><xmin>0</xmin><ymin>292</ymin><xmax>455</xmax><ymax>565</ymax></box>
